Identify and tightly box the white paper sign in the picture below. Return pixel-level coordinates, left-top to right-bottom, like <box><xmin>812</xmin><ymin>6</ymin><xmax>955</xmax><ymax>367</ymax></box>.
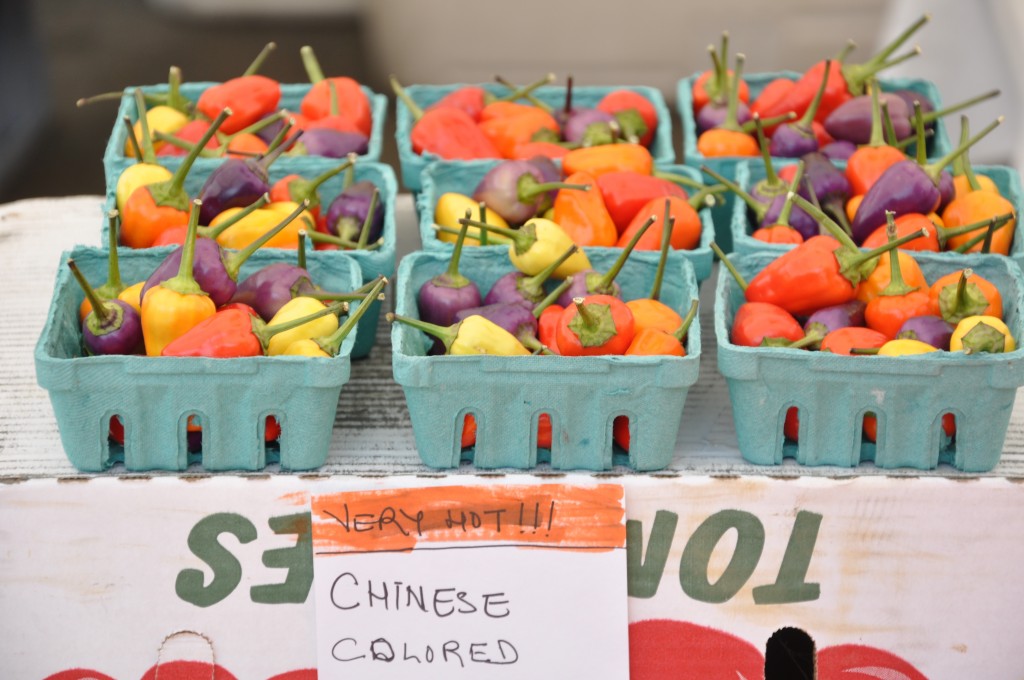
<box><xmin>309</xmin><ymin>483</ymin><xmax>629</xmax><ymax>679</ymax></box>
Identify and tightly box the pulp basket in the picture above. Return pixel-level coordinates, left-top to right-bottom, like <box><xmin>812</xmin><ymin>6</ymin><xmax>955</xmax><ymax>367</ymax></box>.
<box><xmin>676</xmin><ymin>71</ymin><xmax>950</xmax><ymax>252</ymax></box>
<box><xmin>34</xmin><ymin>246</ymin><xmax>363</xmax><ymax>472</ymax></box>
<box><xmin>415</xmin><ymin>159</ymin><xmax>716</xmax><ymax>284</ymax></box>
<box><xmin>394</xmin><ymin>83</ymin><xmax>675</xmax><ymax>192</ymax></box>
<box><xmin>102</xmin><ymin>161</ymin><xmax>397</xmax><ymax>359</ymax></box>
<box><xmin>392</xmin><ymin>248</ymin><xmax>701</xmax><ymax>470</ymax></box>
<box><xmin>715</xmin><ymin>251</ymin><xmax>1024</xmax><ymax>471</ymax></box>
<box><xmin>729</xmin><ymin>160</ymin><xmax>1024</xmax><ymax>263</ymax></box>
<box><xmin>103</xmin><ymin>82</ymin><xmax>388</xmax><ymax>189</ymax></box>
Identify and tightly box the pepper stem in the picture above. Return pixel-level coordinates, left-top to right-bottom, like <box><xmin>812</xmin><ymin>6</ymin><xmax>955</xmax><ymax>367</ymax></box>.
<box><xmin>224</xmin><ymin>200</ymin><xmax>311</xmax><ymax>280</ymax></box>
<box><xmin>315</xmin><ymin>277</ymin><xmax>389</xmax><ymax>356</ymax></box>
<box><xmin>865</xmin><ymin>79</ymin><xmax>885</xmax><ymax>148</ymax></box>
<box><xmin>458</xmin><ymin>217</ymin><xmax>536</xmax><ymax>256</ymax></box>
<box><xmin>306</xmin><ymin>231</ymin><xmax>380</xmax><ymax>250</ymax></box>
<box><xmin>257</xmin><ymin>121</ymin><xmax>300</xmax><ymax>174</ymax></box>
<box><xmin>163</xmin><ymin>200</ymin><xmax>208</xmax><ymax>297</ymax></box>
<box><xmin>521</xmin><ymin>244</ymin><xmax>579</xmax><ymax>299</ymax></box>
<box><xmin>918</xmin><ymin>89</ymin><xmax>1001</xmax><ymax>126</ymax></box>
<box><xmin>914</xmin><ymin>101</ymin><xmax>928</xmax><ymax>166</ymax></box>
<box><xmin>796</xmin><ymin>60</ymin><xmax>832</xmax><ymax>129</ymax></box>
<box><xmin>572</xmin><ymin>296</ymin><xmax>598</xmax><ymax>326</ymax></box>
<box><xmin>387</xmin><ymin>312</ymin><xmax>459</xmax><ymax>353</ymax></box>
<box><xmin>389</xmin><ymin>75</ymin><xmax>424</xmax><ymax>120</ymax></box>
<box><xmin>651</xmin><ymin>170</ymin><xmax>705</xmax><ymax>191</ymax></box>
<box><xmin>67</xmin><ymin>259</ymin><xmax>110</xmax><ymax>324</ymax></box>
<box><xmin>297</xmin><ymin>230</ymin><xmax>307</xmax><ymax>270</ymax></box>
<box><xmin>723</xmin><ymin>53</ymin><xmax>746</xmax><ymax>132</ymax></box>
<box><xmin>739</xmin><ymin>112</ymin><xmax>796</xmax><ymax>134</ymax></box>
<box><xmin>650</xmin><ymin>198</ymin><xmax>675</xmax><ymax>300</ymax></box>
<box><xmin>518</xmin><ymin>176</ymin><xmax>590</xmax><ymax>202</ymax></box>
<box><xmin>673</xmin><ymin>299</ymin><xmax>700</xmax><ymax>343</ymax></box>
<box><xmin>877</xmin><ymin>212</ymin><xmax>918</xmax><ymax>296</ymax></box>
<box><xmin>881</xmin><ymin>101</ymin><xmax>899</xmax><ymax>146</ymax></box>
<box><xmin>710</xmin><ymin>242</ymin><xmax>747</xmax><ymax>291</ymax></box>
<box><xmin>958</xmin><ymin>116</ymin><xmax>983</xmax><ymax>191</ymax></box>
<box><xmin>776</xmin><ymin>162</ymin><xmax>805</xmax><ymax>227</ymax></box>
<box><xmin>937</xmin><ymin>211</ymin><xmax>1014</xmax><ymax>246</ymax></box>
<box><xmin>495</xmin><ymin>75</ymin><xmax>548</xmax><ymax>111</ymax></box>
<box><xmin>133</xmin><ymin>89</ymin><xmax>158</xmax><ymax>163</ymax></box>
<box><xmin>203</xmin><ymin>194</ymin><xmax>271</xmax><ymax>239</ymax></box>
<box><xmin>842</xmin><ymin>14</ymin><xmax>928</xmax><ymax>93</ymax></box>
<box><xmin>701</xmin><ymin>165</ymin><xmax>766</xmax><ymax>220</ymax></box>
<box><xmin>166</xmin><ymin>108</ymin><xmax>231</xmax><ymax>198</ymax></box>
<box><xmin>595</xmin><ymin>214</ymin><xmax>657</xmax><ymax>292</ymax></box>
<box><xmin>355</xmin><ymin>188</ymin><xmax>380</xmax><ymax>250</ymax></box>
<box><xmin>257</xmin><ymin>300</ymin><xmax>348</xmax><ymax>349</ymax></box>
<box><xmin>300</xmin><ymin>45</ymin><xmax>327</xmax><ymax>84</ymax></box>
<box><xmin>952</xmin><ymin>218</ymin><xmax>1001</xmax><ymax>254</ymax></box>
<box><xmin>122</xmin><ymin>116</ymin><xmax>145</xmax><ymax>162</ymax></box>
<box><xmin>754</xmin><ymin>114</ymin><xmax>780</xmax><ymax>186</ymax></box>
<box><xmin>533</xmin><ymin>277</ymin><xmax>573</xmax><ymax>318</ymax></box>
<box><xmin>477</xmin><ymin>202</ymin><xmax>490</xmax><ymax>245</ymax></box>
<box><xmin>923</xmin><ymin>116</ymin><xmax>1003</xmax><ymax>182</ymax></box>
<box><xmin>243</xmin><ymin>42</ymin><xmax>276</xmax><ymax>77</ymax></box>
<box><xmin>166</xmin><ymin>66</ymin><xmax>190</xmax><ymax>115</ymax></box>
<box><xmin>99</xmin><ymin>210</ymin><xmax>125</xmax><ymax>297</ymax></box>
<box><xmin>496</xmin><ymin>73</ymin><xmax>556</xmax><ymax>111</ymax></box>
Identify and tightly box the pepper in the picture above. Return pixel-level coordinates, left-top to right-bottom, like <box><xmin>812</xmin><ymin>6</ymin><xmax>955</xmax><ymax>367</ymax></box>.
<box><xmin>555</xmin><ymin>295</ymin><xmax>635</xmax><ymax>356</ymax></box>
<box><xmin>561</xmin><ymin>143</ymin><xmax>653</xmax><ymax>178</ymax></box>
<box><xmin>121</xmin><ymin>109</ymin><xmax>230</xmax><ymax>249</ymax></box>
<box><xmin>596</xmin><ymin>89</ymin><xmax>657</xmax><ymax>147</ymax></box>
<box><xmin>856</xmin><ymin>250</ymin><xmax>927</xmax><ymax>305</ymax></box>
<box><xmin>615</xmin><ymin>191</ymin><xmax>713</xmax><ymax>251</ymax></box>
<box><xmin>860</xmin><ymin>212</ymin><xmax>940</xmax><ymax>252</ymax></box>
<box><xmin>211</xmin><ymin>201</ymin><xmax>316</xmax><ymax>251</ymax></box>
<box><xmin>509</xmin><ymin>141</ymin><xmax>571</xmax><ymax>161</ymax></box>
<box><xmin>863</xmin><ymin>215</ymin><xmax>933</xmax><ymax>338</ymax></box>
<box><xmin>264</xmin><ymin>296</ymin><xmax>343</xmax><ymax>356</ymax></box>
<box><xmin>391</xmin><ymin>75</ymin><xmax>499</xmax><ymax>160</ymax></box>
<box><xmin>551</xmin><ymin>170</ymin><xmax>617</xmax><ymax>246</ymax></box>
<box><xmin>751</xmin><ymin>162</ymin><xmax>806</xmax><ymax>244</ymax></box>
<box><xmin>478</xmin><ymin>102</ymin><xmax>560</xmax><ymax>158</ymax></box>
<box><xmin>429</xmin><ymin>86</ymin><xmax>489</xmax><ymax>121</ymax></box>
<box><xmin>950</xmin><ymin>316</ymin><xmax>1015</xmax><ymax>354</ymax></box>
<box><xmin>819</xmin><ymin>326</ymin><xmax>888</xmax><ymax>355</ymax></box>
<box><xmin>696</xmin><ymin>53</ymin><xmax>759</xmax><ymax>158</ymax></box>
<box><xmin>162</xmin><ymin>300</ymin><xmax>346</xmax><ymax>357</ymax></box>
<box><xmin>458</xmin><ymin>216</ymin><xmax>592</xmax><ymax>278</ymax></box>
<box><xmin>691</xmin><ymin>32</ymin><xmax>750</xmax><ymax>112</ymax></box>
<box><xmin>80</xmin><ymin>211</ymin><xmax>127</xmax><ymax>320</ymax></box>
<box><xmin>928</xmin><ymin>268</ymin><xmax>1003</xmax><ymax>324</ymax></box>
<box><xmin>434</xmin><ymin>193</ymin><xmax>510</xmax><ymax>246</ymax></box>
<box><xmin>844</xmin><ymin>85</ymin><xmax>907</xmax><ymax>196</ymax></box>
<box><xmin>116</xmin><ymin>98</ymin><xmax>173</xmax><ymax>214</ymax></box>
<box><xmin>197</xmin><ymin>43</ymin><xmax>281</xmax><ymax>135</ymax></box>
<box><xmin>388</xmin><ymin>312</ymin><xmax>531</xmax><ymax>356</ymax></box>
<box><xmin>282</xmin><ymin>277</ymin><xmax>387</xmax><ymax>357</ymax></box>
<box><xmin>269</xmin><ymin>157</ymin><xmax>355</xmax><ymax>225</ymax></box>
<box><xmin>537</xmin><ymin>303</ymin><xmax>564</xmax><ymax>354</ymax></box>
<box><xmin>300</xmin><ymin>47</ymin><xmax>372</xmax><ymax>135</ymax></box>
<box><xmin>141</xmin><ymin>200</ymin><xmax>216</xmax><ymax>356</ymax></box>
<box><xmin>596</xmin><ymin>171</ymin><xmax>691</xmax><ymax>232</ymax></box>
<box><xmin>730</xmin><ymin>301</ymin><xmax>804</xmax><ymax>347</ymax></box>
<box><xmin>941</xmin><ymin>188</ymin><xmax>1016</xmax><ymax>255</ymax></box>
<box><xmin>624</xmin><ymin>299</ymin><xmax>698</xmax><ymax>356</ymax></box>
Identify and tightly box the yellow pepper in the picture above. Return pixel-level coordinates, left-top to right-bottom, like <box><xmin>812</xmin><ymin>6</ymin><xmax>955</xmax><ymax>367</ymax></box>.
<box><xmin>434</xmin><ymin>193</ymin><xmax>511</xmax><ymax>246</ymax></box>
<box><xmin>211</xmin><ymin>201</ymin><xmax>314</xmax><ymax>250</ymax></box>
<box><xmin>141</xmin><ymin>201</ymin><xmax>216</xmax><ymax>355</ymax></box>
<box><xmin>127</xmin><ymin>105</ymin><xmax>189</xmax><ymax>156</ymax></box>
<box><xmin>116</xmin><ymin>164</ymin><xmax>173</xmax><ymax>214</ymax></box>
<box><xmin>877</xmin><ymin>338</ymin><xmax>939</xmax><ymax>356</ymax></box>
<box><xmin>265</xmin><ymin>296</ymin><xmax>341</xmax><ymax>356</ymax></box>
<box><xmin>457</xmin><ymin>216</ymin><xmax>591</xmax><ymax>278</ymax></box>
<box><xmin>282</xmin><ymin>276</ymin><xmax>388</xmax><ymax>357</ymax></box>
<box><xmin>118</xmin><ymin>282</ymin><xmax>145</xmax><ymax>315</ymax></box>
<box><xmin>388</xmin><ymin>312</ymin><xmax>530</xmax><ymax>356</ymax></box>
<box><xmin>950</xmin><ymin>315</ymin><xmax>1016</xmax><ymax>354</ymax></box>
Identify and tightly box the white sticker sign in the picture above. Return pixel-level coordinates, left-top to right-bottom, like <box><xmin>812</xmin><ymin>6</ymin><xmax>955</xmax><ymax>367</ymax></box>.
<box><xmin>310</xmin><ymin>483</ymin><xmax>629</xmax><ymax>679</ymax></box>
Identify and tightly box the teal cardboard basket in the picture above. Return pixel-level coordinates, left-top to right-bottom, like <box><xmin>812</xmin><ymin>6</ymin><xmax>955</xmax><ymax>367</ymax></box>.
<box><xmin>103</xmin><ymin>82</ymin><xmax>388</xmax><ymax>190</ymax></box>
<box><xmin>392</xmin><ymin>248</ymin><xmax>701</xmax><ymax>470</ymax></box>
<box><xmin>715</xmin><ymin>251</ymin><xmax>1024</xmax><ymax>471</ymax></box>
<box><xmin>729</xmin><ymin>161</ymin><xmax>1024</xmax><ymax>264</ymax></box>
<box><xmin>414</xmin><ymin>159</ymin><xmax>716</xmax><ymax>284</ymax></box>
<box><xmin>677</xmin><ymin>71</ymin><xmax>950</xmax><ymax>252</ymax></box>
<box><xmin>102</xmin><ymin>160</ymin><xmax>397</xmax><ymax>359</ymax></box>
<box><xmin>394</xmin><ymin>83</ymin><xmax>675</xmax><ymax>192</ymax></box>
<box><xmin>34</xmin><ymin>246</ymin><xmax>363</xmax><ymax>472</ymax></box>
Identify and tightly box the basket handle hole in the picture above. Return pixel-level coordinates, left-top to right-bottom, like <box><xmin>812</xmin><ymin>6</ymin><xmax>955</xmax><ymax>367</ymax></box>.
<box><xmin>765</xmin><ymin>626</ymin><xmax>815</xmax><ymax>679</ymax></box>
<box><xmin>185</xmin><ymin>413</ymin><xmax>204</xmax><ymax>464</ymax></box>
<box><xmin>262</xmin><ymin>415</ymin><xmax>282</xmax><ymax>465</ymax></box>
<box><xmin>107</xmin><ymin>414</ymin><xmax>125</xmax><ymax>465</ymax></box>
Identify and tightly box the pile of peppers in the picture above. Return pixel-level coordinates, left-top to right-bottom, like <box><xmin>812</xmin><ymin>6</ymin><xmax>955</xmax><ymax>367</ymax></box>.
<box><xmin>82</xmin><ymin>43</ymin><xmax>374</xmax><ymax>163</ymax></box>
<box><xmin>691</xmin><ymin>16</ymin><xmax>1000</xmax><ymax>164</ymax></box>
<box><xmin>391</xmin><ymin>73</ymin><xmax>660</xmax><ymax>163</ymax></box>
<box><xmin>432</xmin><ymin>156</ymin><xmax>722</xmax><ymax>250</ymax></box>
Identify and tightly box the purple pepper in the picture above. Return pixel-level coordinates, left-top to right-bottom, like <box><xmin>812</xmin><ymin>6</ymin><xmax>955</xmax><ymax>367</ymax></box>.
<box><xmin>799</xmin><ymin>152</ymin><xmax>852</xmax><ymax>227</ymax></box>
<box><xmin>897</xmin><ymin>315</ymin><xmax>954</xmax><ymax>350</ymax></box>
<box><xmin>820</xmin><ymin>140</ymin><xmax>857</xmax><ymax>161</ymax></box>
<box><xmin>141</xmin><ymin>201</ymin><xmax>310</xmax><ymax>306</ymax></box>
<box><xmin>891</xmin><ymin>90</ymin><xmax>934</xmax><ymax>127</ymax></box>
<box><xmin>768</xmin><ymin>60</ymin><xmax>832</xmax><ymax>158</ymax></box>
<box><xmin>696</xmin><ymin>100</ymin><xmax>751</xmax><ymax>134</ymax></box>
<box><xmin>524</xmin><ymin>155</ymin><xmax>562</xmax><ymax>214</ymax></box>
<box><xmin>803</xmin><ymin>300</ymin><xmax>866</xmax><ymax>348</ymax></box>
<box><xmin>417</xmin><ymin>224</ymin><xmax>482</xmax><ymax>353</ymax></box>
<box><xmin>761</xmin><ymin>193</ymin><xmax>818</xmax><ymax>240</ymax></box>
<box><xmin>937</xmin><ymin>169</ymin><xmax>955</xmax><ymax>212</ymax></box>
<box><xmin>554</xmin><ymin>214</ymin><xmax>658</xmax><ymax>306</ymax></box>
<box><xmin>324</xmin><ymin>180</ymin><xmax>384</xmax><ymax>243</ymax></box>
<box><xmin>563</xmin><ymin>108</ymin><xmax>618</xmax><ymax>145</ymax></box>
<box><xmin>823</xmin><ymin>93</ymin><xmax>911</xmax><ymax>144</ymax></box>
<box><xmin>67</xmin><ymin>259</ymin><xmax>143</xmax><ymax>356</ymax></box>
<box><xmin>483</xmin><ymin>243</ymin><xmax>580</xmax><ymax>307</ymax></box>
<box><xmin>748</xmin><ymin>115</ymin><xmax>790</xmax><ymax>206</ymax></box>
<box><xmin>851</xmin><ymin>160</ymin><xmax>941</xmax><ymax>243</ymax></box>
<box><xmin>230</xmin><ymin>262</ymin><xmax>315</xmax><ymax>321</ymax></box>
<box><xmin>473</xmin><ymin>160</ymin><xmax>589</xmax><ymax>225</ymax></box>
<box><xmin>290</xmin><ymin>128</ymin><xmax>369</xmax><ymax>158</ymax></box>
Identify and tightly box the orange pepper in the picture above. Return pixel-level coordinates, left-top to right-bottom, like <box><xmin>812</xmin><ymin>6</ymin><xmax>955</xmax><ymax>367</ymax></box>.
<box><xmin>942</xmin><ymin>191</ymin><xmax>1016</xmax><ymax>255</ymax></box>
<box><xmin>561</xmin><ymin>144</ymin><xmax>653</xmax><ymax>178</ymax></box>
<box><xmin>624</xmin><ymin>327</ymin><xmax>686</xmax><ymax>356</ymax></box>
<box><xmin>856</xmin><ymin>251</ymin><xmax>927</xmax><ymax>305</ymax></box>
<box><xmin>625</xmin><ymin>298</ymin><xmax>683</xmax><ymax>335</ymax></box>
<box><xmin>509</xmin><ymin>141</ymin><xmax>570</xmax><ymax>160</ymax></box>
<box><xmin>928</xmin><ymin>269</ymin><xmax>1003</xmax><ymax>321</ymax></box>
<box><xmin>846</xmin><ymin>145</ymin><xmax>905</xmax><ymax>195</ymax></box>
<box><xmin>860</xmin><ymin>213</ymin><xmax>940</xmax><ymax>252</ymax></box>
<box><xmin>556</xmin><ymin>294</ymin><xmax>634</xmax><ymax>356</ymax></box>
<box><xmin>952</xmin><ymin>173</ymin><xmax>998</xmax><ymax>199</ymax></box>
<box><xmin>478</xmin><ymin>104</ymin><xmax>559</xmax><ymax>158</ymax></box>
<box><xmin>615</xmin><ymin>195</ymin><xmax>702</xmax><ymax>250</ymax></box>
<box><xmin>623</xmin><ymin>299</ymin><xmax>697</xmax><ymax>356</ymax></box>
<box><xmin>225</xmin><ymin>133</ymin><xmax>269</xmax><ymax>158</ymax></box>
<box><xmin>863</xmin><ymin>223</ymin><xmax>932</xmax><ymax>338</ymax></box>
<box><xmin>696</xmin><ymin>128</ymin><xmax>758</xmax><ymax>158</ymax></box>
<box><xmin>752</xmin><ymin>225</ymin><xmax>804</xmax><ymax>245</ymax></box>
<box><xmin>551</xmin><ymin>171</ymin><xmax>617</xmax><ymax>247</ymax></box>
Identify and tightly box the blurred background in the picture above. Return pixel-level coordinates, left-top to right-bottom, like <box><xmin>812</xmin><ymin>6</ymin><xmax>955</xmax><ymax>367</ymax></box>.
<box><xmin>2</xmin><ymin>0</ymin><xmax>1021</xmax><ymax>202</ymax></box>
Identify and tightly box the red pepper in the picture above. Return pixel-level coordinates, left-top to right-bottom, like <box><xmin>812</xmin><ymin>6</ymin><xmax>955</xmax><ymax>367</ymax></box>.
<box><xmin>555</xmin><ymin>295</ymin><xmax>634</xmax><ymax>356</ymax></box>
<box><xmin>198</xmin><ymin>75</ymin><xmax>280</xmax><ymax>136</ymax></box>
<box><xmin>509</xmin><ymin>141</ymin><xmax>571</xmax><ymax>161</ymax></box>
<box><xmin>596</xmin><ymin>172</ymin><xmax>689</xmax><ymax>232</ymax></box>
<box><xmin>615</xmin><ymin>194</ymin><xmax>704</xmax><ymax>251</ymax></box>
<box><xmin>392</xmin><ymin>76</ymin><xmax>499</xmax><ymax>159</ymax></box>
<box><xmin>596</xmin><ymin>89</ymin><xmax>657</xmax><ymax>147</ymax></box>
<box><xmin>750</xmin><ymin>78</ymin><xmax>796</xmax><ymax>121</ymax></box>
<box><xmin>537</xmin><ymin>304</ymin><xmax>563</xmax><ymax>354</ymax></box>
<box><xmin>478</xmin><ymin>103</ymin><xmax>559</xmax><ymax>158</ymax></box>
<box><xmin>819</xmin><ymin>326</ymin><xmax>888</xmax><ymax>355</ymax></box>
<box><xmin>299</xmin><ymin>47</ymin><xmax>372</xmax><ymax>135</ymax></box>
<box><xmin>730</xmin><ymin>302</ymin><xmax>804</xmax><ymax>347</ymax></box>
<box><xmin>429</xmin><ymin>86</ymin><xmax>488</xmax><ymax>121</ymax></box>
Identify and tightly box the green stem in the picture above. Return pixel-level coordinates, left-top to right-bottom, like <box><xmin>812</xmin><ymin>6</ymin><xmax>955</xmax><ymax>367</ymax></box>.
<box><xmin>257</xmin><ymin>301</ymin><xmax>347</xmax><ymax>349</ymax></box>
<box><xmin>673</xmin><ymin>299</ymin><xmax>700</xmax><ymax>343</ymax></box>
<box><xmin>224</xmin><ymin>200</ymin><xmax>311</xmax><ymax>280</ymax></box>
<box><xmin>650</xmin><ymin>198</ymin><xmax>674</xmax><ymax>300</ymax></box>
<box><xmin>257</xmin><ymin>121</ymin><xmax>298</xmax><ymax>174</ymax></box>
<box><xmin>316</xmin><ymin>277</ymin><xmax>389</xmax><ymax>356</ymax></box>
<box><xmin>67</xmin><ymin>258</ymin><xmax>110</xmax><ymax>324</ymax></box>
<box><xmin>595</xmin><ymin>215</ymin><xmax>657</xmax><ymax>292</ymax></box>
<box><xmin>202</xmin><ymin>194</ymin><xmax>271</xmax><ymax>239</ymax></box>
<box><xmin>300</xmin><ymin>45</ymin><xmax>326</xmax><ymax>84</ymax></box>
<box><xmin>458</xmin><ymin>217</ymin><xmax>535</xmax><ymax>255</ymax></box>
<box><xmin>495</xmin><ymin>75</ymin><xmax>547</xmax><ymax>111</ymax></box>
<box><xmin>166</xmin><ymin>108</ymin><xmax>231</xmax><ymax>198</ymax></box>
<box><xmin>521</xmin><ymin>244</ymin><xmax>579</xmax><ymax>299</ymax></box>
<box><xmin>133</xmin><ymin>89</ymin><xmax>158</xmax><ymax>163</ymax></box>
<box><xmin>389</xmin><ymin>75</ymin><xmax>424</xmax><ymax>120</ymax></box>
<box><xmin>651</xmin><ymin>170</ymin><xmax>706</xmax><ymax>191</ymax></box>
<box><xmin>877</xmin><ymin>212</ymin><xmax>917</xmax><ymax>296</ymax></box>
<box><xmin>387</xmin><ymin>312</ymin><xmax>458</xmax><ymax>352</ymax></box>
<box><xmin>849</xmin><ymin>347</ymin><xmax>880</xmax><ymax>355</ymax></box>
<box><xmin>917</xmin><ymin>88</ymin><xmax>1000</xmax><ymax>126</ymax></box>
<box><xmin>923</xmin><ymin>116</ymin><xmax>1003</xmax><ymax>183</ymax></box>
<box><xmin>518</xmin><ymin>177</ymin><xmax>590</xmax><ymax>202</ymax></box>
<box><xmin>722</xmin><ymin>53</ymin><xmax>746</xmax><ymax>132</ymax></box>
<box><xmin>738</xmin><ymin>112</ymin><xmax>795</xmax><ymax>133</ymax></box>
<box><xmin>796</xmin><ymin>60</ymin><xmax>832</xmax><ymax>129</ymax></box>
<box><xmin>776</xmin><ymin>162</ymin><xmax>805</xmax><ymax>227</ymax></box>
<box><xmin>936</xmin><ymin>211</ymin><xmax>1013</xmax><ymax>247</ymax></box>
<box><xmin>881</xmin><ymin>101</ymin><xmax>899</xmax><ymax>147</ymax></box>
<box><xmin>307</xmin><ymin>230</ymin><xmax>381</xmax><ymax>250</ymax></box>
<box><xmin>166</xmin><ymin>66</ymin><xmax>190</xmax><ymax>114</ymax></box>
<box><xmin>841</xmin><ymin>14</ymin><xmax>928</xmax><ymax>93</ymax></box>
<box><xmin>356</xmin><ymin>189</ymin><xmax>380</xmax><ymax>251</ymax></box>
<box><xmin>97</xmin><ymin>210</ymin><xmax>125</xmax><ymax>298</ymax></box>
<box><xmin>477</xmin><ymin>203</ymin><xmax>489</xmax><ymax>245</ymax></box>
<box><xmin>688</xmin><ymin>183</ymin><xmax>728</xmax><ymax>210</ymax></box>
<box><xmin>754</xmin><ymin>114</ymin><xmax>780</xmax><ymax>187</ymax></box>
<box><xmin>163</xmin><ymin>200</ymin><xmax>207</xmax><ymax>297</ymax></box>
<box><xmin>959</xmin><ymin>116</ymin><xmax>982</xmax><ymax>191</ymax></box>
<box><xmin>288</xmin><ymin>156</ymin><xmax>356</xmax><ymax>209</ymax></box>
<box><xmin>243</xmin><ymin>42</ymin><xmax>276</xmax><ymax>78</ymax></box>
<box><xmin>533</xmin><ymin>277</ymin><xmax>574</xmax><ymax>318</ymax></box>
<box><xmin>122</xmin><ymin>116</ymin><xmax>145</xmax><ymax>162</ymax></box>
<box><xmin>297</xmin><ymin>230</ymin><xmax>307</xmax><ymax>270</ymax></box>
<box><xmin>496</xmin><ymin>73</ymin><xmax>556</xmax><ymax>111</ymax></box>
<box><xmin>914</xmin><ymin>100</ymin><xmax>927</xmax><ymax>166</ymax></box>
<box><xmin>710</xmin><ymin>242</ymin><xmax>747</xmax><ymax>291</ymax></box>
<box><xmin>701</xmin><ymin>165</ymin><xmax>766</xmax><ymax>221</ymax></box>
<box><xmin>438</xmin><ymin>211</ymin><xmax>472</xmax><ymax>288</ymax></box>
<box><xmin>789</xmin><ymin>192</ymin><xmax>858</xmax><ymax>250</ymax></box>
<box><xmin>865</xmin><ymin>79</ymin><xmax>885</xmax><ymax>148</ymax></box>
